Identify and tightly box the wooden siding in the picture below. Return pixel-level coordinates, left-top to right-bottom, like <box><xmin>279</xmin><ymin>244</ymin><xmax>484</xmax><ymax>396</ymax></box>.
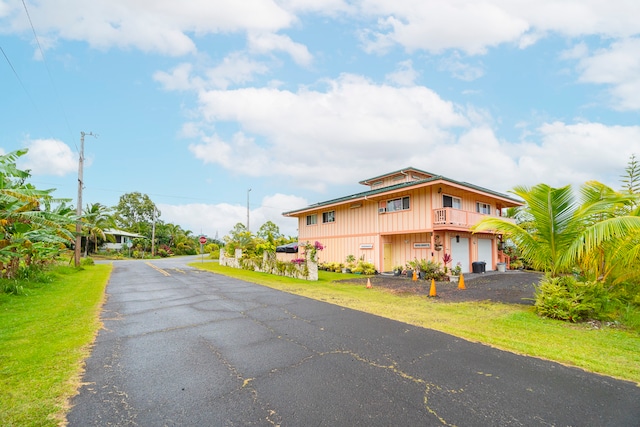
<box><xmin>294</xmin><ymin>182</ymin><xmax>515</xmax><ymax>271</ymax></box>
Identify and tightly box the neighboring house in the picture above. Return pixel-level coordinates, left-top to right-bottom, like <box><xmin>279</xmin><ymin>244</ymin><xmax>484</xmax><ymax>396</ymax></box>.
<box><xmin>283</xmin><ymin>167</ymin><xmax>523</xmax><ymax>273</ymax></box>
<box><xmin>102</xmin><ymin>229</ymin><xmax>145</xmax><ymax>251</ymax></box>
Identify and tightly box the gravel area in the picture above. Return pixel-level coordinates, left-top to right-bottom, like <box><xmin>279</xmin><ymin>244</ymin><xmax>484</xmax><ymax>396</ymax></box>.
<box><xmin>337</xmin><ymin>270</ymin><xmax>544</xmax><ymax>305</ymax></box>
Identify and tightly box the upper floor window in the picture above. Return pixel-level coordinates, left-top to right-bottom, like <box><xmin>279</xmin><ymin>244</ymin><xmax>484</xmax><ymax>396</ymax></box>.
<box><xmin>387</xmin><ymin>196</ymin><xmax>410</xmax><ymax>212</ymax></box>
<box><xmin>476</xmin><ymin>202</ymin><xmax>491</xmax><ymax>214</ymax></box>
<box><xmin>306</xmin><ymin>214</ymin><xmax>317</xmax><ymax>226</ymax></box>
<box><xmin>322</xmin><ymin>211</ymin><xmax>335</xmax><ymax>223</ymax></box>
<box><xmin>443</xmin><ymin>195</ymin><xmax>462</xmax><ymax>209</ymax></box>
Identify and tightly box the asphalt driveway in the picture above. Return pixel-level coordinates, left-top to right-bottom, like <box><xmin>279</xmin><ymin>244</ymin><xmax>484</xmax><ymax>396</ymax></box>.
<box><xmin>67</xmin><ymin>258</ymin><xmax>640</xmax><ymax>426</ymax></box>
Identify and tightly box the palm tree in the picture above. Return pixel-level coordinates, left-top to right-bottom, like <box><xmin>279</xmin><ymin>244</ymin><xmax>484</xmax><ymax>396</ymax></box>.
<box><xmin>472</xmin><ymin>182</ymin><xmax>640</xmax><ymax>280</ymax></box>
<box><xmin>83</xmin><ymin>203</ymin><xmax>116</xmax><ymax>255</ymax></box>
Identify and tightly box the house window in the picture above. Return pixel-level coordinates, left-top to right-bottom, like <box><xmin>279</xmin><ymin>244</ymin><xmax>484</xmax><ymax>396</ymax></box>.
<box><xmin>322</xmin><ymin>211</ymin><xmax>335</xmax><ymax>223</ymax></box>
<box><xmin>443</xmin><ymin>195</ymin><xmax>462</xmax><ymax>209</ymax></box>
<box><xmin>476</xmin><ymin>202</ymin><xmax>491</xmax><ymax>214</ymax></box>
<box><xmin>306</xmin><ymin>214</ymin><xmax>317</xmax><ymax>226</ymax></box>
<box><xmin>386</xmin><ymin>196</ymin><xmax>410</xmax><ymax>212</ymax></box>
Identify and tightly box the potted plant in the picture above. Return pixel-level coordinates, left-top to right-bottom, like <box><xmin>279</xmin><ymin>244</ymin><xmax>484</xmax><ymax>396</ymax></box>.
<box><xmin>393</xmin><ymin>265</ymin><xmax>403</xmax><ymax>276</ymax></box>
<box><xmin>450</xmin><ymin>262</ymin><xmax>462</xmax><ymax>282</ymax></box>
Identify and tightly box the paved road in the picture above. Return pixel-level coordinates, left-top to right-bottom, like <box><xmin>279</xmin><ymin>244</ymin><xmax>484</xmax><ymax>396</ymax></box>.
<box><xmin>67</xmin><ymin>257</ymin><xmax>640</xmax><ymax>426</ymax></box>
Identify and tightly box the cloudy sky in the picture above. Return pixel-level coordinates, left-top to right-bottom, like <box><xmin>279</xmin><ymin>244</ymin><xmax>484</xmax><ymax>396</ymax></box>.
<box><xmin>2</xmin><ymin>0</ymin><xmax>639</xmax><ymax>238</ymax></box>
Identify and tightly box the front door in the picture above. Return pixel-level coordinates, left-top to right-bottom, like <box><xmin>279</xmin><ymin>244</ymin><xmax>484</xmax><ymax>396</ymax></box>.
<box><xmin>383</xmin><ymin>243</ymin><xmax>393</xmax><ymax>272</ymax></box>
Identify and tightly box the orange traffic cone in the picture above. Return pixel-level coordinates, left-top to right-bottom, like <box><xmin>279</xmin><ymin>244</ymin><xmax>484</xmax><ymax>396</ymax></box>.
<box><xmin>412</xmin><ymin>270</ymin><xmax>417</xmax><ymax>281</ymax></box>
<box><xmin>429</xmin><ymin>278</ymin><xmax>437</xmax><ymax>297</ymax></box>
<box><xmin>366</xmin><ymin>278</ymin><xmax>372</xmax><ymax>289</ymax></box>
<box><xmin>458</xmin><ymin>273</ymin><xmax>466</xmax><ymax>290</ymax></box>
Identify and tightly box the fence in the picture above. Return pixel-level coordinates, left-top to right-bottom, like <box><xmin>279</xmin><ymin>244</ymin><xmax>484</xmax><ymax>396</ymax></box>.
<box><xmin>219</xmin><ymin>248</ymin><xmax>319</xmax><ymax>281</ymax></box>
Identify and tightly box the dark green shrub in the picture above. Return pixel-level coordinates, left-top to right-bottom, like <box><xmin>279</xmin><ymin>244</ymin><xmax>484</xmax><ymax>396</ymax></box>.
<box><xmin>534</xmin><ymin>275</ymin><xmax>616</xmax><ymax>322</ymax></box>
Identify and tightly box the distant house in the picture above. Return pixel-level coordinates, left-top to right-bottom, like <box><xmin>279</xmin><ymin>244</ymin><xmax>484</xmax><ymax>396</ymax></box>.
<box><xmin>102</xmin><ymin>229</ymin><xmax>145</xmax><ymax>251</ymax></box>
<box><xmin>283</xmin><ymin>167</ymin><xmax>523</xmax><ymax>273</ymax></box>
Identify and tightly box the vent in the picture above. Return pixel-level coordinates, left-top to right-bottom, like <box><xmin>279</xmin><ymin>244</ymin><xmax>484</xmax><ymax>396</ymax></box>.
<box><xmin>378</xmin><ymin>208</ymin><xmax>386</xmax><ymax>214</ymax></box>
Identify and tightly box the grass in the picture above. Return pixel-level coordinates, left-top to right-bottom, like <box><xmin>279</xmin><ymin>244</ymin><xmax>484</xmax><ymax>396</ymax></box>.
<box><xmin>0</xmin><ymin>263</ymin><xmax>112</xmax><ymax>426</ymax></box>
<box><xmin>192</xmin><ymin>262</ymin><xmax>640</xmax><ymax>385</ymax></box>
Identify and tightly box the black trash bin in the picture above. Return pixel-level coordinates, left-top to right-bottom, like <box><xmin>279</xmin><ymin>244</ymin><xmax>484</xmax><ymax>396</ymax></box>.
<box><xmin>472</xmin><ymin>261</ymin><xmax>486</xmax><ymax>274</ymax></box>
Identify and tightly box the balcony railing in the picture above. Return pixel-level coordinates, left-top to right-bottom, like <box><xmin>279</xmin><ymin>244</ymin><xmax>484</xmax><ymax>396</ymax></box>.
<box><xmin>433</xmin><ymin>208</ymin><xmax>515</xmax><ymax>228</ymax></box>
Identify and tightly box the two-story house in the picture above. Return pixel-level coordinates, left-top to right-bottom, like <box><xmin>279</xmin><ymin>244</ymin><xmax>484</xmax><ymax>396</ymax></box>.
<box><xmin>283</xmin><ymin>167</ymin><xmax>523</xmax><ymax>273</ymax></box>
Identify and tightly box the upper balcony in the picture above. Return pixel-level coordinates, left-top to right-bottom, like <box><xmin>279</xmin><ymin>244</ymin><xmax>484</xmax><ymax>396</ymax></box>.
<box><xmin>433</xmin><ymin>208</ymin><xmax>515</xmax><ymax>230</ymax></box>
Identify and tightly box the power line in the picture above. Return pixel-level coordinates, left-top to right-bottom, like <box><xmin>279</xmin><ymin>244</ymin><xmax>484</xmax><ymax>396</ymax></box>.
<box><xmin>1</xmin><ymin>45</ymin><xmax>55</xmax><ymax>137</ymax></box>
<box><xmin>21</xmin><ymin>0</ymin><xmax>76</xmax><ymax>149</ymax></box>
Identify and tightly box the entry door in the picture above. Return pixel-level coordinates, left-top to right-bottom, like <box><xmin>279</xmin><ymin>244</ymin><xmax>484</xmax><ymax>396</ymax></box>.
<box><xmin>383</xmin><ymin>243</ymin><xmax>393</xmax><ymax>272</ymax></box>
<box><xmin>450</xmin><ymin>237</ymin><xmax>470</xmax><ymax>273</ymax></box>
<box><xmin>477</xmin><ymin>239</ymin><xmax>493</xmax><ymax>270</ymax></box>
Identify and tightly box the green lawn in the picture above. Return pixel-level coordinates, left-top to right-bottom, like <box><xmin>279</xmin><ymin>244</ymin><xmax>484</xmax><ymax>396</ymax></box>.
<box><xmin>192</xmin><ymin>262</ymin><xmax>640</xmax><ymax>385</ymax></box>
<box><xmin>0</xmin><ymin>264</ymin><xmax>112</xmax><ymax>426</ymax></box>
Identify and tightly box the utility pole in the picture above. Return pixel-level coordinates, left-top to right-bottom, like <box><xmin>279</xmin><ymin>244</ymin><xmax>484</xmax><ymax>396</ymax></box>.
<box><xmin>75</xmin><ymin>131</ymin><xmax>96</xmax><ymax>267</ymax></box>
<box><xmin>246</xmin><ymin>188</ymin><xmax>251</xmax><ymax>231</ymax></box>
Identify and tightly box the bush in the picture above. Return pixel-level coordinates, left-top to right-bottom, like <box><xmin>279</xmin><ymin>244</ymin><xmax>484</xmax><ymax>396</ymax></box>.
<box><xmin>81</xmin><ymin>257</ymin><xmax>94</xmax><ymax>266</ymax></box>
<box><xmin>534</xmin><ymin>275</ymin><xmax>616</xmax><ymax>322</ymax></box>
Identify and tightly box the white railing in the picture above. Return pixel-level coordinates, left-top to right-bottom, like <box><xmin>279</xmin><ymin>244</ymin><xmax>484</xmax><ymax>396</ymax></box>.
<box><xmin>433</xmin><ymin>208</ymin><xmax>515</xmax><ymax>227</ymax></box>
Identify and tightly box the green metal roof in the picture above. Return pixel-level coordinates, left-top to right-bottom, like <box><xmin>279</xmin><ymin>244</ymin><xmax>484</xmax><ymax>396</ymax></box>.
<box><xmin>283</xmin><ymin>173</ymin><xmax>523</xmax><ymax>216</ymax></box>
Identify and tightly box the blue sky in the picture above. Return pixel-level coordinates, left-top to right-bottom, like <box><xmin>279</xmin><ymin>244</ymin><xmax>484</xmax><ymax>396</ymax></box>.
<box><xmin>2</xmin><ymin>1</ymin><xmax>639</xmax><ymax>238</ymax></box>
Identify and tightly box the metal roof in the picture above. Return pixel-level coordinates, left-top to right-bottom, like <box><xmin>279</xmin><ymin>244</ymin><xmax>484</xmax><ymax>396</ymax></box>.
<box><xmin>104</xmin><ymin>229</ymin><xmax>146</xmax><ymax>238</ymax></box>
<box><xmin>283</xmin><ymin>172</ymin><xmax>523</xmax><ymax>216</ymax></box>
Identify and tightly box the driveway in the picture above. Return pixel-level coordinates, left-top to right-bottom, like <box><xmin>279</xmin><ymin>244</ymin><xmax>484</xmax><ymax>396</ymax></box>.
<box><xmin>67</xmin><ymin>258</ymin><xmax>639</xmax><ymax>426</ymax></box>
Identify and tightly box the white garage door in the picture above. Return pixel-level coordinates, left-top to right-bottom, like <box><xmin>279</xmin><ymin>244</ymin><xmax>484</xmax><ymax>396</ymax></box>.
<box><xmin>477</xmin><ymin>239</ymin><xmax>493</xmax><ymax>270</ymax></box>
<box><xmin>450</xmin><ymin>237</ymin><xmax>470</xmax><ymax>273</ymax></box>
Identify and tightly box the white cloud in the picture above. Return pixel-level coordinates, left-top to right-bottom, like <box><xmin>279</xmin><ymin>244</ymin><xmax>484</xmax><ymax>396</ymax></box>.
<box><xmin>385</xmin><ymin>60</ymin><xmax>418</xmax><ymax>86</ymax></box>
<box><xmin>154</xmin><ymin>54</ymin><xmax>270</xmax><ymax>92</ymax></box>
<box><xmin>358</xmin><ymin>1</ymin><xmax>640</xmax><ymax>55</ymax></box>
<box><xmin>360</xmin><ymin>1</ymin><xmax>530</xmax><ymax>55</ymax></box>
<box><xmin>573</xmin><ymin>38</ymin><xmax>640</xmax><ymax>110</ymax></box>
<box><xmin>1</xmin><ymin>0</ymin><xmax>295</xmax><ymax>56</ymax></box>
<box><xmin>438</xmin><ymin>52</ymin><xmax>484</xmax><ymax>81</ymax></box>
<box><xmin>158</xmin><ymin>192</ymin><xmax>305</xmax><ymax>238</ymax></box>
<box><xmin>247</xmin><ymin>32</ymin><xmax>313</xmax><ymax>67</ymax></box>
<box><xmin>153</xmin><ymin>63</ymin><xmax>198</xmax><ymax>91</ymax></box>
<box><xmin>382</xmin><ymin>121</ymin><xmax>640</xmax><ymax>195</ymax></box>
<box><xmin>187</xmin><ymin>74</ymin><xmax>467</xmax><ymax>190</ymax></box>
<box><xmin>205</xmin><ymin>53</ymin><xmax>271</xmax><ymax>89</ymax></box>
<box><xmin>20</xmin><ymin>139</ymin><xmax>76</xmax><ymax>176</ymax></box>
<box><xmin>512</xmin><ymin>121</ymin><xmax>640</xmax><ymax>190</ymax></box>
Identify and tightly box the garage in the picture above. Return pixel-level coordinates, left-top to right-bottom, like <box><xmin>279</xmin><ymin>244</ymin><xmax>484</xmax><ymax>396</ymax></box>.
<box><xmin>450</xmin><ymin>237</ymin><xmax>470</xmax><ymax>273</ymax></box>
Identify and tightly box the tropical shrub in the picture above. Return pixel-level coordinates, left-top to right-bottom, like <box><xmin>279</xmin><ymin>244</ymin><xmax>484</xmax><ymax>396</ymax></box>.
<box><xmin>534</xmin><ymin>276</ymin><xmax>616</xmax><ymax>322</ymax></box>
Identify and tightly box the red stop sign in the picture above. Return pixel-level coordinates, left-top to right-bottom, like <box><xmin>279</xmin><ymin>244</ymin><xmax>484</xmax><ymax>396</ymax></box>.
<box><xmin>199</xmin><ymin>236</ymin><xmax>207</xmax><ymax>244</ymax></box>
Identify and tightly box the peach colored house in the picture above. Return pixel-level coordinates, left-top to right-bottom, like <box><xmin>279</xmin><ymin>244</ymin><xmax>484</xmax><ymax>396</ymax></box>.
<box><xmin>283</xmin><ymin>167</ymin><xmax>523</xmax><ymax>274</ymax></box>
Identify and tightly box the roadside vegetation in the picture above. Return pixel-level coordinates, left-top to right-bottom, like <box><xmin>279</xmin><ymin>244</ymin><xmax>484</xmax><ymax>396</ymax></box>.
<box><xmin>0</xmin><ymin>262</ymin><xmax>111</xmax><ymax>426</ymax></box>
<box><xmin>473</xmin><ymin>155</ymin><xmax>640</xmax><ymax>327</ymax></box>
<box><xmin>192</xmin><ymin>262</ymin><xmax>640</xmax><ymax>384</ymax></box>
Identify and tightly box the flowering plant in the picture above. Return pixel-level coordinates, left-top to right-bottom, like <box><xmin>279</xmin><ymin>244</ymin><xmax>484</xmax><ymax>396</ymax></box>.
<box><xmin>291</xmin><ymin>258</ymin><xmax>305</xmax><ymax>265</ymax></box>
<box><xmin>442</xmin><ymin>253</ymin><xmax>452</xmax><ymax>273</ymax></box>
<box><xmin>302</xmin><ymin>240</ymin><xmax>324</xmax><ymax>261</ymax></box>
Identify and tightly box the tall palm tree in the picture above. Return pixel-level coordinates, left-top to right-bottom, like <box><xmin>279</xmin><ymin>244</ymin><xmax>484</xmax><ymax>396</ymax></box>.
<box><xmin>83</xmin><ymin>203</ymin><xmax>116</xmax><ymax>255</ymax></box>
<box><xmin>472</xmin><ymin>182</ymin><xmax>640</xmax><ymax>280</ymax></box>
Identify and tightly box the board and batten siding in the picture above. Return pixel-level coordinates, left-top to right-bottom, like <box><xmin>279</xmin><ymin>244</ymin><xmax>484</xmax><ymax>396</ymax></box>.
<box><xmin>297</xmin><ymin>187</ymin><xmax>435</xmax><ymax>269</ymax></box>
